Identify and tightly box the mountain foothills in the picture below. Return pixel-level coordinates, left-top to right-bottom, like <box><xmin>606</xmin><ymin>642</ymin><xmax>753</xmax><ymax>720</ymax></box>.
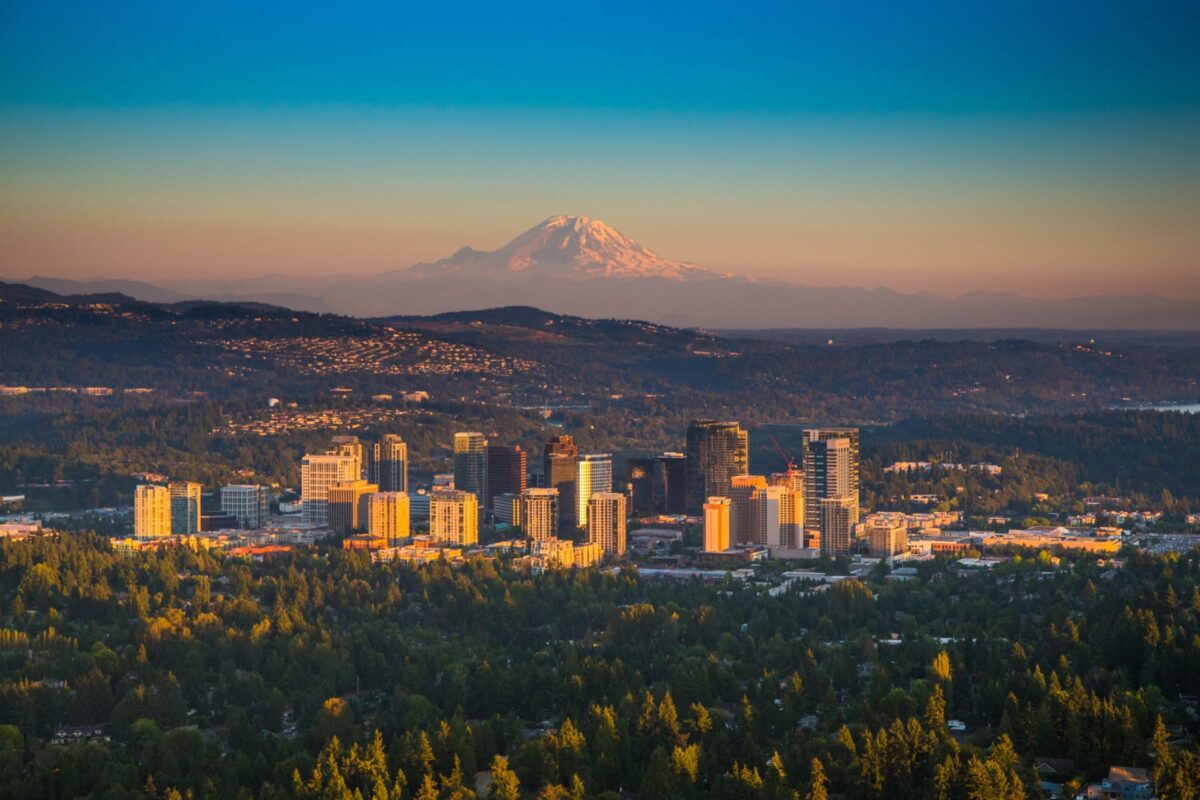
<box><xmin>24</xmin><ymin>216</ymin><xmax>1200</xmax><ymax>329</ymax></box>
<box><xmin>2</xmin><ymin>280</ymin><xmax>1199</xmax><ymax>423</ymax></box>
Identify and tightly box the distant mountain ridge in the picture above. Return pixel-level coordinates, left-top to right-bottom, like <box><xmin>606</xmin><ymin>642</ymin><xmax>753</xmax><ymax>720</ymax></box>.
<box><xmin>20</xmin><ymin>215</ymin><xmax>1200</xmax><ymax>329</ymax></box>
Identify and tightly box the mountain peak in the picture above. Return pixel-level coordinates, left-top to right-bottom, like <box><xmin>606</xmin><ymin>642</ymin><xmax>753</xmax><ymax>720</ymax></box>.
<box><xmin>403</xmin><ymin>215</ymin><xmax>726</xmax><ymax>282</ymax></box>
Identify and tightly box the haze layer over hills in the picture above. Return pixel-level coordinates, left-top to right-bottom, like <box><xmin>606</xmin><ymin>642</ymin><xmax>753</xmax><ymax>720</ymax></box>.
<box><xmin>25</xmin><ymin>216</ymin><xmax>1200</xmax><ymax>330</ymax></box>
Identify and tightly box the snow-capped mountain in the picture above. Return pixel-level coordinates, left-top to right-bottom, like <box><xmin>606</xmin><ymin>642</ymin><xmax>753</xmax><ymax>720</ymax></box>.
<box><xmin>400</xmin><ymin>215</ymin><xmax>726</xmax><ymax>281</ymax></box>
<box><xmin>27</xmin><ymin>215</ymin><xmax>1200</xmax><ymax>329</ymax></box>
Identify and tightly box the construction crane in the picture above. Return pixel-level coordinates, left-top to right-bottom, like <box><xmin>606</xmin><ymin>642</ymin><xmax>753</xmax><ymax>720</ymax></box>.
<box><xmin>768</xmin><ymin>434</ymin><xmax>799</xmax><ymax>488</ymax></box>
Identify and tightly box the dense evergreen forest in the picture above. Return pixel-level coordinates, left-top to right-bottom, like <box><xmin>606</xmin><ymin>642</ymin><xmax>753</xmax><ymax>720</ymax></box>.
<box><xmin>1</xmin><ymin>536</ymin><xmax>1198</xmax><ymax>799</ymax></box>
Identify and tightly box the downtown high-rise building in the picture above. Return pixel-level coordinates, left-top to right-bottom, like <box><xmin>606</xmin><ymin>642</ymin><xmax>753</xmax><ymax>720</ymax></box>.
<box><xmin>134</xmin><ymin>484</ymin><xmax>171</xmax><ymax>538</ymax></box>
<box><xmin>453</xmin><ymin>432</ymin><xmax>487</xmax><ymax>501</ymax></box>
<box><xmin>301</xmin><ymin>453</ymin><xmax>360</xmax><ymax>526</ymax></box>
<box><xmin>329</xmin><ymin>480</ymin><xmax>378</xmax><ymax>534</ymax></box>
<box><xmin>429</xmin><ymin>489</ymin><xmax>479</xmax><ymax>546</ymax></box>
<box><xmin>368</xmin><ymin>434</ymin><xmax>408</xmax><ymax>493</ymax></box>
<box><xmin>729</xmin><ymin>474</ymin><xmax>768</xmax><ymax>546</ymax></box>
<box><xmin>802</xmin><ymin>430</ymin><xmax>860</xmax><ymax>530</ymax></box>
<box><xmin>703</xmin><ymin>497</ymin><xmax>731</xmax><ymax>553</ymax></box>
<box><xmin>328</xmin><ymin>435</ymin><xmax>366</xmax><ymax>480</ymax></box>
<box><xmin>486</xmin><ymin>444</ymin><xmax>527</xmax><ymax>508</ymax></box>
<box><xmin>518</xmin><ymin>488</ymin><xmax>559</xmax><ymax>543</ymax></box>
<box><xmin>367</xmin><ymin>492</ymin><xmax>410</xmax><ymax>544</ymax></box>
<box><xmin>625</xmin><ymin>452</ymin><xmax>687</xmax><ymax>516</ymax></box>
<box><xmin>220</xmin><ymin>484</ymin><xmax>270</xmax><ymax>529</ymax></box>
<box><xmin>587</xmin><ymin>492</ymin><xmax>627</xmax><ymax>558</ymax></box>
<box><xmin>168</xmin><ymin>481</ymin><xmax>202</xmax><ymax>535</ymax></box>
<box><xmin>625</xmin><ymin>457</ymin><xmax>658</xmax><ymax>515</ymax></box>
<box><xmin>658</xmin><ymin>452</ymin><xmax>688</xmax><ymax>514</ymax></box>
<box><xmin>543</xmin><ymin>434</ymin><xmax>579</xmax><ymax>532</ymax></box>
<box><xmin>576</xmin><ymin>453</ymin><xmax>613</xmax><ymax>529</ymax></box>
<box><xmin>685</xmin><ymin>420</ymin><xmax>749</xmax><ymax>513</ymax></box>
<box><xmin>753</xmin><ymin>484</ymin><xmax>804</xmax><ymax>550</ymax></box>
<box><xmin>819</xmin><ymin>496</ymin><xmax>857</xmax><ymax>556</ymax></box>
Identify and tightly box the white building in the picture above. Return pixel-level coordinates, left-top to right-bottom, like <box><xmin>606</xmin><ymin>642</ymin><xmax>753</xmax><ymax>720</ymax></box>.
<box><xmin>576</xmin><ymin>453</ymin><xmax>613</xmax><ymax>529</ymax></box>
<box><xmin>220</xmin><ymin>485</ymin><xmax>271</xmax><ymax>529</ymax></box>
<box><xmin>300</xmin><ymin>454</ymin><xmax>358</xmax><ymax>527</ymax></box>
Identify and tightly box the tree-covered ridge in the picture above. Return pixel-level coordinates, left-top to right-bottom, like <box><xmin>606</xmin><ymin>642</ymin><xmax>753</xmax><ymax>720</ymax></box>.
<box><xmin>0</xmin><ymin>535</ymin><xmax>1198</xmax><ymax>798</ymax></box>
<box><xmin>859</xmin><ymin>412</ymin><xmax>1200</xmax><ymax>513</ymax></box>
<box><xmin>3</xmin><ymin>295</ymin><xmax>1199</xmax><ymax>419</ymax></box>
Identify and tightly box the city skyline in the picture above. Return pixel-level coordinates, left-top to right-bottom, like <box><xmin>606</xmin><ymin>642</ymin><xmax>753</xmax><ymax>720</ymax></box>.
<box><xmin>1</xmin><ymin>2</ymin><xmax>1198</xmax><ymax>301</ymax></box>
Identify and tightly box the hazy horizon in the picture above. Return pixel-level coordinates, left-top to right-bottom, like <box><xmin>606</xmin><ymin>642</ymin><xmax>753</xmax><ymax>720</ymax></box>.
<box><xmin>2</xmin><ymin>2</ymin><xmax>1199</xmax><ymax>300</ymax></box>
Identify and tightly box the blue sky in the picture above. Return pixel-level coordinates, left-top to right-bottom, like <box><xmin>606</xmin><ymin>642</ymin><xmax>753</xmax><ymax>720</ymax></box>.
<box><xmin>1</xmin><ymin>0</ymin><xmax>1198</xmax><ymax>296</ymax></box>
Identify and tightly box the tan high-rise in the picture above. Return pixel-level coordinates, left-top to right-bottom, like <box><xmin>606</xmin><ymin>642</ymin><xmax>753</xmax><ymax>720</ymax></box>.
<box><xmin>368</xmin><ymin>492</ymin><xmax>410</xmax><ymax>544</ymax></box>
<box><xmin>134</xmin><ymin>484</ymin><xmax>172</xmax><ymax>539</ymax></box>
<box><xmin>518</xmin><ymin>488</ymin><xmax>560</xmax><ymax>543</ymax></box>
<box><xmin>703</xmin><ymin>497</ymin><xmax>731</xmax><ymax>553</ymax></box>
<box><xmin>867</xmin><ymin>523</ymin><xmax>907</xmax><ymax>558</ymax></box>
<box><xmin>729</xmin><ymin>474</ymin><xmax>768</xmax><ymax>545</ymax></box>
<box><xmin>543</xmin><ymin>435</ymin><xmax>579</xmax><ymax>532</ymax></box>
<box><xmin>587</xmin><ymin>492</ymin><xmax>627</xmax><ymax>558</ymax></box>
<box><xmin>754</xmin><ymin>484</ymin><xmax>804</xmax><ymax>549</ymax></box>
<box><xmin>429</xmin><ymin>489</ymin><xmax>479</xmax><ymax>546</ymax></box>
<box><xmin>329</xmin><ymin>480</ymin><xmax>378</xmax><ymax>534</ymax></box>
<box><xmin>819</xmin><ymin>496</ymin><xmax>857</xmax><ymax>556</ymax></box>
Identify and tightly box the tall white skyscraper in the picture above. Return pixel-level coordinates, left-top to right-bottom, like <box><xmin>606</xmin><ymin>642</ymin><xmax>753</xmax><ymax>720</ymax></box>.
<box><xmin>301</xmin><ymin>453</ymin><xmax>359</xmax><ymax>526</ymax></box>
<box><xmin>575</xmin><ymin>453</ymin><xmax>613</xmax><ymax>529</ymax></box>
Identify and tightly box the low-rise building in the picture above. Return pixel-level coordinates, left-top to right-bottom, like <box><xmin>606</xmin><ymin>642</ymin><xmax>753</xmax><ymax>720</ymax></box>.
<box><xmin>1083</xmin><ymin>766</ymin><xmax>1153</xmax><ymax>799</ymax></box>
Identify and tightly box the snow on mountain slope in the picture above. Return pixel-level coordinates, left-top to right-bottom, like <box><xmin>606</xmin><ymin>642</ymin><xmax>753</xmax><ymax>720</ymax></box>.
<box><xmin>401</xmin><ymin>215</ymin><xmax>727</xmax><ymax>281</ymax></box>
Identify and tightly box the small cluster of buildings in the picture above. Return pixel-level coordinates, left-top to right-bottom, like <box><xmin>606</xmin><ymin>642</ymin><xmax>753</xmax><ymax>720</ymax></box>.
<box><xmin>0</xmin><ymin>384</ymin><xmax>154</xmax><ymax>397</ymax></box>
<box><xmin>1069</xmin><ymin>510</ymin><xmax>1165</xmax><ymax>529</ymax></box>
<box><xmin>884</xmin><ymin>460</ymin><xmax>1002</xmax><ymax>475</ymax></box>
<box><xmin>701</xmin><ymin>426</ymin><xmax>862</xmax><ymax>560</ymax></box>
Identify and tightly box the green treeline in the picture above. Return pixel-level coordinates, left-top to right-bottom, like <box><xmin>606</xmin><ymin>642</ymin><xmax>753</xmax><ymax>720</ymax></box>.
<box><xmin>0</xmin><ymin>536</ymin><xmax>1199</xmax><ymax>798</ymax></box>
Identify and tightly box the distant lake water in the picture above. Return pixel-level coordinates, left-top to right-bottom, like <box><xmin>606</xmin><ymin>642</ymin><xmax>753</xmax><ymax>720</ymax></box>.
<box><xmin>1123</xmin><ymin>403</ymin><xmax>1200</xmax><ymax>413</ymax></box>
